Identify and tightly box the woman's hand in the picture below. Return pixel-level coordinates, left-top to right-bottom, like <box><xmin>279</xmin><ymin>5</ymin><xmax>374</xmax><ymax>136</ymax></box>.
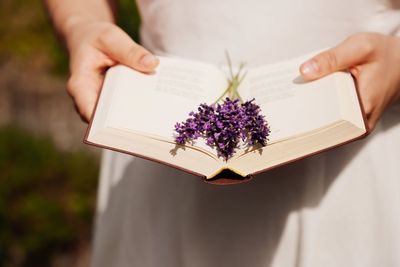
<box><xmin>66</xmin><ymin>19</ymin><xmax>159</xmax><ymax>121</ymax></box>
<box><xmin>300</xmin><ymin>32</ymin><xmax>400</xmax><ymax>130</ymax></box>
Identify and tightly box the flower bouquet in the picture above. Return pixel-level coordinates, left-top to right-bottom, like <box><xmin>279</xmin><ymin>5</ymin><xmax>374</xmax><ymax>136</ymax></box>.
<box><xmin>174</xmin><ymin>54</ymin><xmax>270</xmax><ymax>160</ymax></box>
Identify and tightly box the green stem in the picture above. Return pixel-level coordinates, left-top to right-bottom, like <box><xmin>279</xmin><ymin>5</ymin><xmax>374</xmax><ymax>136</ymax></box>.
<box><xmin>213</xmin><ymin>52</ymin><xmax>247</xmax><ymax>104</ymax></box>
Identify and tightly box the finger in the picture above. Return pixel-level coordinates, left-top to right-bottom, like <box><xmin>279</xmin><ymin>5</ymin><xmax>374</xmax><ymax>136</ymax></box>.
<box><xmin>67</xmin><ymin>72</ymin><xmax>103</xmax><ymax>122</ymax></box>
<box><xmin>354</xmin><ymin>65</ymin><xmax>384</xmax><ymax>131</ymax></box>
<box><xmin>68</xmin><ymin>46</ymin><xmax>116</xmax><ymax>122</ymax></box>
<box><xmin>98</xmin><ymin>26</ymin><xmax>159</xmax><ymax>72</ymax></box>
<box><xmin>367</xmin><ymin>109</ymin><xmax>379</xmax><ymax>130</ymax></box>
<box><xmin>300</xmin><ymin>34</ymin><xmax>375</xmax><ymax>80</ymax></box>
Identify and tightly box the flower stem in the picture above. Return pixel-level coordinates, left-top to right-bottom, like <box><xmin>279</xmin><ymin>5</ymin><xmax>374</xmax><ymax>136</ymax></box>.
<box><xmin>214</xmin><ymin>52</ymin><xmax>247</xmax><ymax>104</ymax></box>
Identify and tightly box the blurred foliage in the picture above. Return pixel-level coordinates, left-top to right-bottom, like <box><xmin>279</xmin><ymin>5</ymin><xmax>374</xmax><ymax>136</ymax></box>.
<box><xmin>0</xmin><ymin>1</ymin><xmax>142</xmax><ymax>266</ymax></box>
<box><xmin>0</xmin><ymin>0</ymin><xmax>69</xmax><ymax>75</ymax></box>
<box><xmin>117</xmin><ymin>0</ymin><xmax>142</xmax><ymax>42</ymax></box>
<box><xmin>0</xmin><ymin>126</ymin><xmax>99</xmax><ymax>267</ymax></box>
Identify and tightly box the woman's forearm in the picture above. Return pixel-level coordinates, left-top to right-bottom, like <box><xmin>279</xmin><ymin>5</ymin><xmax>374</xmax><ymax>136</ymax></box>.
<box><xmin>44</xmin><ymin>0</ymin><xmax>116</xmax><ymax>44</ymax></box>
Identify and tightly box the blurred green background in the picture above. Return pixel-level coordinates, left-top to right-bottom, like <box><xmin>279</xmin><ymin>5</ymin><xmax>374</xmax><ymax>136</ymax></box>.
<box><xmin>0</xmin><ymin>0</ymin><xmax>140</xmax><ymax>266</ymax></box>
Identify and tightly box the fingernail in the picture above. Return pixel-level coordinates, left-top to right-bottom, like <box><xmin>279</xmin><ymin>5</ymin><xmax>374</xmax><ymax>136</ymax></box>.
<box><xmin>140</xmin><ymin>54</ymin><xmax>158</xmax><ymax>67</ymax></box>
<box><xmin>301</xmin><ymin>60</ymin><xmax>319</xmax><ymax>76</ymax></box>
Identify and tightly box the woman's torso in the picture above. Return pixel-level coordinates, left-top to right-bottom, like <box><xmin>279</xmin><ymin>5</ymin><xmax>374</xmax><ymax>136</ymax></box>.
<box><xmin>91</xmin><ymin>1</ymin><xmax>400</xmax><ymax>267</ymax></box>
<box><xmin>138</xmin><ymin>0</ymin><xmax>400</xmax><ymax>64</ymax></box>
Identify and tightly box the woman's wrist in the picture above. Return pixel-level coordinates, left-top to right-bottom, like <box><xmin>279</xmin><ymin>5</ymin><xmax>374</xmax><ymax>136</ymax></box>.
<box><xmin>64</xmin><ymin>20</ymin><xmax>119</xmax><ymax>56</ymax></box>
<box><xmin>45</xmin><ymin>0</ymin><xmax>116</xmax><ymax>47</ymax></box>
<box><xmin>63</xmin><ymin>10</ymin><xmax>116</xmax><ymax>36</ymax></box>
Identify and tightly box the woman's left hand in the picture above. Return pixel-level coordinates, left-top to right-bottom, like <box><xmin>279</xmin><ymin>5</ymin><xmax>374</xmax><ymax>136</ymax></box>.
<box><xmin>300</xmin><ymin>32</ymin><xmax>400</xmax><ymax>130</ymax></box>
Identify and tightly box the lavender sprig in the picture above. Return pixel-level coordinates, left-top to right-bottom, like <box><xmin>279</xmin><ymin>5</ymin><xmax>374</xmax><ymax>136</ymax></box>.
<box><xmin>174</xmin><ymin>53</ymin><xmax>270</xmax><ymax>160</ymax></box>
<box><xmin>174</xmin><ymin>98</ymin><xmax>270</xmax><ymax>160</ymax></box>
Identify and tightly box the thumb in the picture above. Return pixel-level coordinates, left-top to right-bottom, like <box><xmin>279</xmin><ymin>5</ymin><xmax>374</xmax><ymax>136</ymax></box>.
<box><xmin>300</xmin><ymin>35</ymin><xmax>373</xmax><ymax>81</ymax></box>
<box><xmin>98</xmin><ymin>26</ymin><xmax>159</xmax><ymax>72</ymax></box>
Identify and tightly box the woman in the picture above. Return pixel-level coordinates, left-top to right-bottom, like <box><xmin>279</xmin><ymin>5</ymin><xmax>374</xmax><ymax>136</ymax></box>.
<box><xmin>45</xmin><ymin>0</ymin><xmax>400</xmax><ymax>266</ymax></box>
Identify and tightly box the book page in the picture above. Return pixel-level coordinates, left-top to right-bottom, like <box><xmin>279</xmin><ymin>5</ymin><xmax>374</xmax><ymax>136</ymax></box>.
<box><xmin>239</xmin><ymin>58</ymin><xmax>344</xmax><ymax>142</ymax></box>
<box><xmin>105</xmin><ymin>58</ymin><xmax>227</xmax><ymax>145</ymax></box>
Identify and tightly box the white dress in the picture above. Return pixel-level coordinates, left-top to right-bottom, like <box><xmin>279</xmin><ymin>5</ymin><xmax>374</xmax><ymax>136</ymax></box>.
<box><xmin>91</xmin><ymin>1</ymin><xmax>400</xmax><ymax>266</ymax></box>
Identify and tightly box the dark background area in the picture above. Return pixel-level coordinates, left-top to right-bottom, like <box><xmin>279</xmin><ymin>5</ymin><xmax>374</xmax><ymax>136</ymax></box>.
<box><xmin>0</xmin><ymin>0</ymin><xmax>141</xmax><ymax>266</ymax></box>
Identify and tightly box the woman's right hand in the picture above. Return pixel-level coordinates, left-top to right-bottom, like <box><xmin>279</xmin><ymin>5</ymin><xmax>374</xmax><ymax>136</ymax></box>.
<box><xmin>65</xmin><ymin>19</ymin><xmax>159</xmax><ymax>122</ymax></box>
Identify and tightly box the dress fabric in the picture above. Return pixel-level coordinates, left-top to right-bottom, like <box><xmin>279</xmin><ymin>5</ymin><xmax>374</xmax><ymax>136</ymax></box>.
<box><xmin>91</xmin><ymin>1</ymin><xmax>400</xmax><ymax>266</ymax></box>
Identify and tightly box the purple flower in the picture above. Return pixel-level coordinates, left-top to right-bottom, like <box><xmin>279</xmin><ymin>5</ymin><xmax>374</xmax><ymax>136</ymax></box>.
<box><xmin>174</xmin><ymin>98</ymin><xmax>270</xmax><ymax>160</ymax></box>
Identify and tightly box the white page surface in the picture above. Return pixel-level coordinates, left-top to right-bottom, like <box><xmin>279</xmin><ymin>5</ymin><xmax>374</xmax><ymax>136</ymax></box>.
<box><xmin>106</xmin><ymin>59</ymin><xmax>227</xmax><ymax>141</ymax></box>
<box><xmin>239</xmin><ymin>60</ymin><xmax>344</xmax><ymax>142</ymax></box>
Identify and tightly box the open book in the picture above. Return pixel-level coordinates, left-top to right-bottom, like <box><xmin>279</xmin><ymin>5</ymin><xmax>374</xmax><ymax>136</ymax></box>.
<box><xmin>85</xmin><ymin>53</ymin><xmax>369</xmax><ymax>184</ymax></box>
